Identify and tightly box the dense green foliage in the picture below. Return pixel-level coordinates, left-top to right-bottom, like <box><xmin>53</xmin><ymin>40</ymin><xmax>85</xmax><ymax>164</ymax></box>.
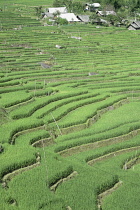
<box><xmin>53</xmin><ymin>0</ymin><xmax>140</xmax><ymax>13</ymax></box>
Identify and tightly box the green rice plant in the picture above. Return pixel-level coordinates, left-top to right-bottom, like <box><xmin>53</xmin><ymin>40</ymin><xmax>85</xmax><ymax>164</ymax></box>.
<box><xmin>44</xmin><ymin>94</ymin><xmax>109</xmax><ymax>124</ymax></box>
<box><xmin>56</xmin><ymin>100</ymin><xmax>139</xmax><ymax>142</ymax></box>
<box><xmin>85</xmin><ymin>136</ymin><xmax>140</xmax><ymax>163</ymax></box>
<box><xmin>90</xmin><ymin>151</ymin><xmax>140</xmax><ymax>210</ymax></box>
<box><xmin>95</xmin><ymin>175</ymin><xmax>119</xmax><ymax>195</ymax></box>
<box><xmin>4</xmin><ymin>148</ymin><xmax>74</xmax><ymax>209</ymax></box>
<box><xmin>0</xmin><ymin>86</ymin><xmax>25</xmax><ymax>94</ymax></box>
<box><xmin>10</xmin><ymin>91</ymin><xmax>88</xmax><ymax>119</ymax></box>
<box><xmin>0</xmin><ymin>91</ymin><xmax>31</xmax><ymax>107</ymax></box>
<box><xmin>5</xmin><ymin>92</ymin><xmax>32</xmax><ymax>108</ymax></box>
<box><xmin>102</xmin><ymin>179</ymin><xmax>140</xmax><ymax>210</ymax></box>
<box><xmin>0</xmin><ymin>118</ymin><xmax>44</xmax><ymax>144</ymax></box>
<box><xmin>54</xmin><ymin>120</ymin><xmax>140</xmax><ymax>154</ymax></box>
<box><xmin>31</xmin><ymin>88</ymin><xmax>56</xmax><ymax>97</ymax></box>
<box><xmin>0</xmin><ymin>144</ymin><xmax>37</xmax><ymax>181</ymax></box>
<box><xmin>14</xmin><ymin>129</ymin><xmax>50</xmax><ymax>146</ymax></box>
<box><xmin>29</xmin><ymin>132</ymin><xmax>50</xmax><ymax>145</ymax></box>
<box><xmin>35</xmin><ymin>92</ymin><xmax>99</xmax><ymax>119</ymax></box>
<box><xmin>0</xmin><ymin>80</ymin><xmax>20</xmax><ymax>87</ymax></box>
<box><xmin>48</xmin><ymin>165</ymin><xmax>73</xmax><ymax>187</ymax></box>
<box><xmin>57</xmin><ymin>94</ymin><xmax>128</xmax><ymax>128</ymax></box>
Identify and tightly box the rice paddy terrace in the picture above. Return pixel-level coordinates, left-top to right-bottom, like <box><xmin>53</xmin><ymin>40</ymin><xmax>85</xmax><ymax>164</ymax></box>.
<box><xmin>1</xmin><ymin>2</ymin><xmax>140</xmax><ymax>210</ymax></box>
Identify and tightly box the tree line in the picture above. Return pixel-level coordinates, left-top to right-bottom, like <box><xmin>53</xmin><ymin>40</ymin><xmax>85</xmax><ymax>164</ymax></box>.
<box><xmin>53</xmin><ymin>0</ymin><xmax>140</xmax><ymax>13</ymax></box>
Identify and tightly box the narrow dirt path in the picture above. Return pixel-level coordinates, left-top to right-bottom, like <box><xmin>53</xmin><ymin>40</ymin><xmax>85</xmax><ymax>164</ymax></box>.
<box><xmin>61</xmin><ymin>98</ymin><xmax>129</xmax><ymax>135</ymax></box>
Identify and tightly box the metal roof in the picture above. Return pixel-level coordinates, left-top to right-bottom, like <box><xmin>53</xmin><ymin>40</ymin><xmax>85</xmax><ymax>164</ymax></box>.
<box><xmin>59</xmin><ymin>13</ymin><xmax>80</xmax><ymax>22</ymax></box>
<box><xmin>133</xmin><ymin>21</ymin><xmax>140</xmax><ymax>27</ymax></box>
<box><xmin>48</xmin><ymin>7</ymin><xmax>67</xmax><ymax>14</ymax></box>
<box><xmin>97</xmin><ymin>11</ymin><xmax>116</xmax><ymax>16</ymax></box>
<box><xmin>92</xmin><ymin>3</ymin><xmax>101</xmax><ymax>7</ymax></box>
<box><xmin>129</xmin><ymin>21</ymin><xmax>140</xmax><ymax>29</ymax></box>
<box><xmin>43</xmin><ymin>12</ymin><xmax>54</xmax><ymax>18</ymax></box>
<box><xmin>86</xmin><ymin>3</ymin><xmax>101</xmax><ymax>7</ymax></box>
<box><xmin>77</xmin><ymin>15</ymin><xmax>90</xmax><ymax>22</ymax></box>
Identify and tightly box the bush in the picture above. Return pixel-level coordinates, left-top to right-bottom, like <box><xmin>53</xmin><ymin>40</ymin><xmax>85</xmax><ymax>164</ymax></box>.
<box><xmin>55</xmin><ymin>17</ymin><xmax>68</xmax><ymax>25</ymax></box>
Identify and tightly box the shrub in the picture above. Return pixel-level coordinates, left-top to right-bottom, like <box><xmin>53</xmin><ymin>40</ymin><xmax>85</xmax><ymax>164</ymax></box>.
<box><xmin>55</xmin><ymin>17</ymin><xmax>68</xmax><ymax>25</ymax></box>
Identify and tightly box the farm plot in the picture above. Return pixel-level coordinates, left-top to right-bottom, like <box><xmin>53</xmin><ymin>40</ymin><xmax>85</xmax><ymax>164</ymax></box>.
<box><xmin>1</xmin><ymin>2</ymin><xmax>140</xmax><ymax>210</ymax></box>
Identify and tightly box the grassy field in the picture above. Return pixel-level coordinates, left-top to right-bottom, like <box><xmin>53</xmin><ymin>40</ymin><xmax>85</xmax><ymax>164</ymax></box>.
<box><xmin>1</xmin><ymin>1</ymin><xmax>140</xmax><ymax>210</ymax></box>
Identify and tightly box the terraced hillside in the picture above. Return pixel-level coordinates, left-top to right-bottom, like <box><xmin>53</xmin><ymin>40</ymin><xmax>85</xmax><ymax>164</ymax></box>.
<box><xmin>1</xmin><ymin>2</ymin><xmax>140</xmax><ymax>210</ymax></box>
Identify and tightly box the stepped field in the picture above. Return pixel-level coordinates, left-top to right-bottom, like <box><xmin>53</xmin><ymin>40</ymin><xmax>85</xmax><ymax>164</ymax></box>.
<box><xmin>1</xmin><ymin>1</ymin><xmax>140</xmax><ymax>210</ymax></box>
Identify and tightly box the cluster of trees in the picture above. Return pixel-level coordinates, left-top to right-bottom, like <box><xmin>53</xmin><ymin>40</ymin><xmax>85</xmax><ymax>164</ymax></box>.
<box><xmin>99</xmin><ymin>0</ymin><xmax>140</xmax><ymax>11</ymax></box>
<box><xmin>53</xmin><ymin>0</ymin><xmax>140</xmax><ymax>13</ymax></box>
<box><xmin>53</xmin><ymin>0</ymin><xmax>84</xmax><ymax>13</ymax></box>
<box><xmin>35</xmin><ymin>0</ymin><xmax>140</xmax><ymax>26</ymax></box>
<box><xmin>35</xmin><ymin>6</ymin><xmax>43</xmax><ymax>19</ymax></box>
<box><xmin>99</xmin><ymin>0</ymin><xmax>140</xmax><ymax>25</ymax></box>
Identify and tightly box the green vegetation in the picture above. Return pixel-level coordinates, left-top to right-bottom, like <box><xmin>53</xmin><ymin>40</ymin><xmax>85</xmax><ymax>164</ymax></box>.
<box><xmin>1</xmin><ymin>1</ymin><xmax>140</xmax><ymax>210</ymax></box>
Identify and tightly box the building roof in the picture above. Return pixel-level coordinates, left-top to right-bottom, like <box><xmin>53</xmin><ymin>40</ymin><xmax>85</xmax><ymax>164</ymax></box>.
<box><xmin>59</xmin><ymin>13</ymin><xmax>80</xmax><ymax>22</ymax></box>
<box><xmin>128</xmin><ymin>21</ymin><xmax>140</xmax><ymax>30</ymax></box>
<box><xmin>88</xmin><ymin>72</ymin><xmax>99</xmax><ymax>76</ymax></box>
<box><xmin>39</xmin><ymin>62</ymin><xmax>52</xmax><ymax>68</ymax></box>
<box><xmin>92</xmin><ymin>3</ymin><xmax>101</xmax><ymax>7</ymax></box>
<box><xmin>43</xmin><ymin>12</ymin><xmax>54</xmax><ymax>18</ymax></box>
<box><xmin>131</xmin><ymin>21</ymin><xmax>140</xmax><ymax>28</ymax></box>
<box><xmin>86</xmin><ymin>3</ymin><xmax>101</xmax><ymax>7</ymax></box>
<box><xmin>97</xmin><ymin>11</ymin><xmax>116</xmax><ymax>16</ymax></box>
<box><xmin>93</xmin><ymin>18</ymin><xmax>108</xmax><ymax>24</ymax></box>
<box><xmin>48</xmin><ymin>7</ymin><xmax>67</xmax><ymax>14</ymax></box>
<box><xmin>77</xmin><ymin>15</ymin><xmax>90</xmax><ymax>23</ymax></box>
